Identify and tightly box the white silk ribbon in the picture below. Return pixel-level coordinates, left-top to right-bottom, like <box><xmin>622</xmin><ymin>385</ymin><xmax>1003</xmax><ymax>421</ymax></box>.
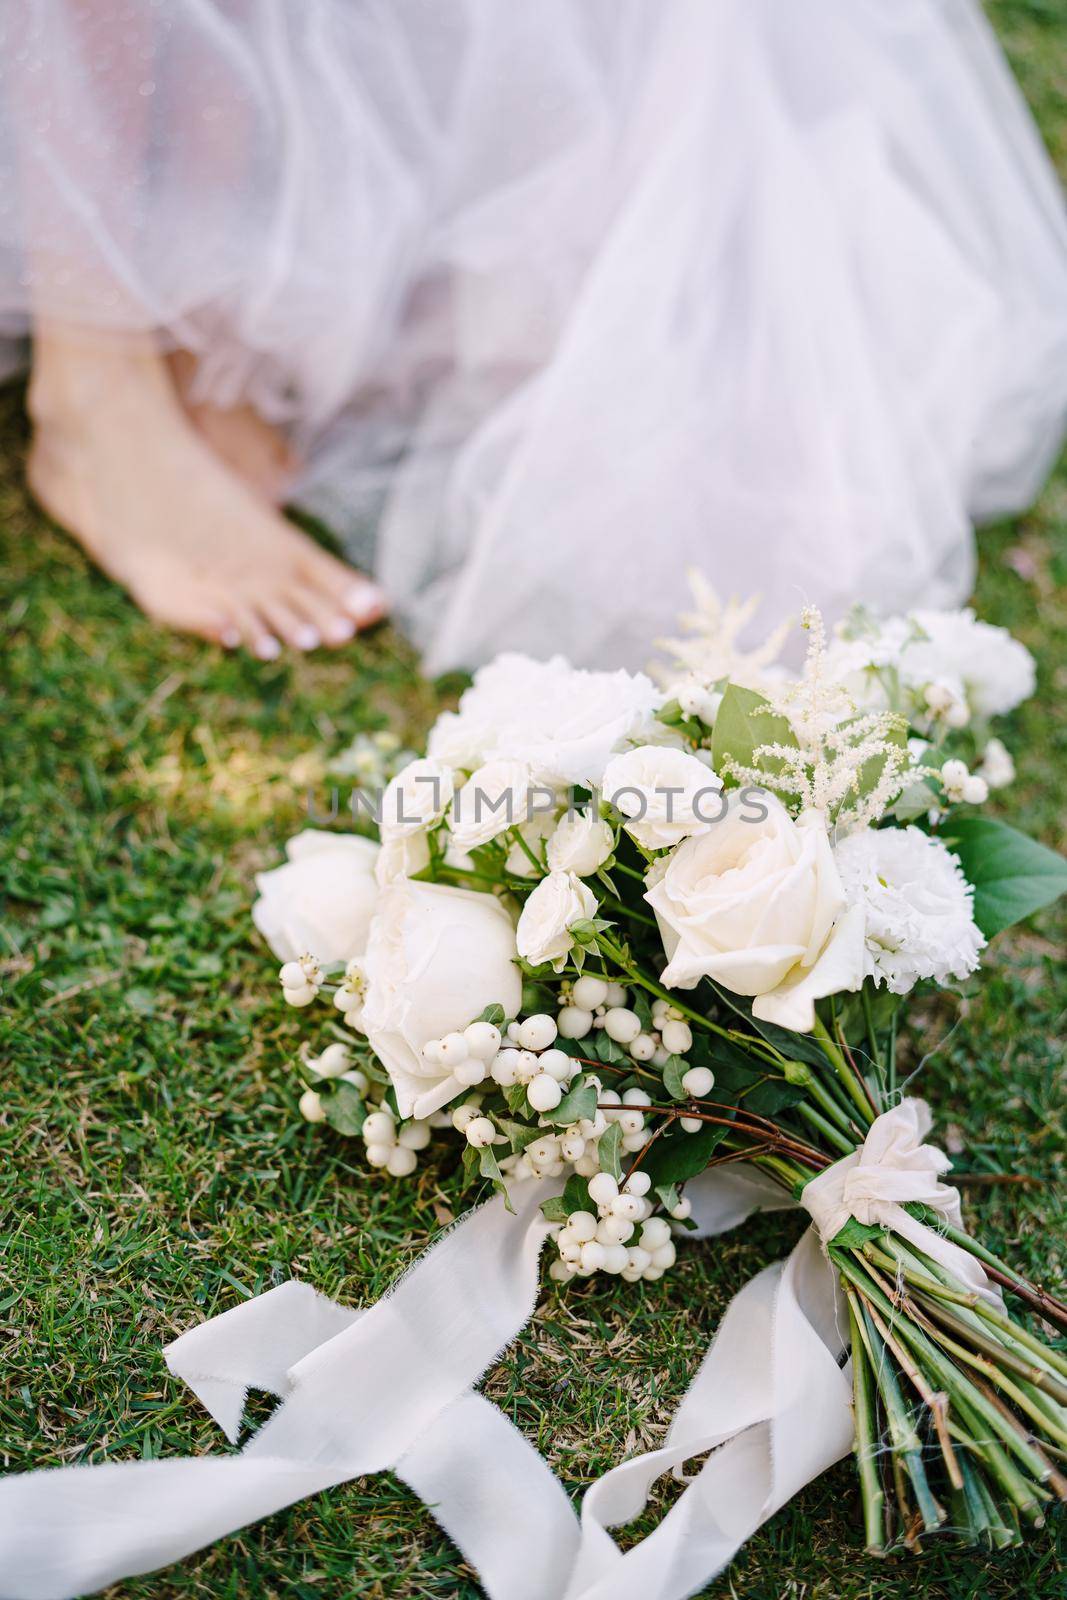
<box><xmin>0</xmin><ymin>1102</ymin><xmax>988</xmax><ymax>1600</ymax></box>
<box><xmin>799</xmin><ymin>1098</ymin><xmax>1000</xmax><ymax>1306</ymax></box>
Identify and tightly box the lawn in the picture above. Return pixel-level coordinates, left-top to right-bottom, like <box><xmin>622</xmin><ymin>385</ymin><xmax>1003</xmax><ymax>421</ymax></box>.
<box><xmin>1</xmin><ymin>4</ymin><xmax>1065</xmax><ymax>1596</ymax></box>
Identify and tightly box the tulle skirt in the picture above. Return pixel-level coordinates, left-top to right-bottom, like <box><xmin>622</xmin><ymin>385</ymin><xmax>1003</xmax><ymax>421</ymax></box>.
<box><xmin>2</xmin><ymin>0</ymin><xmax>1066</xmax><ymax>671</ymax></box>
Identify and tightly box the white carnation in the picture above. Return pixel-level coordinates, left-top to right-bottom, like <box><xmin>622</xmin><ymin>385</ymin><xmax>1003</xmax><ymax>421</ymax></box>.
<box><xmin>427</xmin><ymin>652</ymin><xmax>661</xmax><ymax>787</ymax></box>
<box><xmin>907</xmin><ymin>609</ymin><xmax>1035</xmax><ymax>719</ymax></box>
<box><xmin>834</xmin><ymin>827</ymin><xmax>985</xmax><ymax>995</ymax></box>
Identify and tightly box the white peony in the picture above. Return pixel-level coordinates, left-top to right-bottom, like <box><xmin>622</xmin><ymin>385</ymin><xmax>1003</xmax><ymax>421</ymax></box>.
<box><xmin>516</xmin><ymin>870</ymin><xmax>598</xmax><ymax>971</ymax></box>
<box><xmin>449</xmin><ymin>758</ymin><xmax>535</xmax><ymax>852</ymax></box>
<box><xmin>379</xmin><ymin>757</ymin><xmax>454</xmax><ymax>840</ymax></box>
<box><xmin>907</xmin><ymin>609</ymin><xmax>1035</xmax><ymax>719</ymax></box>
<box><xmin>645</xmin><ymin>794</ymin><xmax>864</xmax><ymax>1032</ymax></box>
<box><xmin>360</xmin><ymin>880</ymin><xmax>522</xmax><ymax>1118</ymax></box>
<box><xmin>833</xmin><ymin>826</ymin><xmax>985</xmax><ymax>995</ymax></box>
<box><xmin>253</xmin><ymin>830</ymin><xmax>380</xmax><ymax>966</ymax></box>
<box><xmin>602</xmin><ymin>745</ymin><xmax>724</xmax><ymax>851</ymax></box>
<box><xmin>427</xmin><ymin>652</ymin><xmax>661</xmax><ymax>787</ymax></box>
<box><xmin>546</xmin><ymin>807</ymin><xmax>614</xmax><ymax>877</ymax></box>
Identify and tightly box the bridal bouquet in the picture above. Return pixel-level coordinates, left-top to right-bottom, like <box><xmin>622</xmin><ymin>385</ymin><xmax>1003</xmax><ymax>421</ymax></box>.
<box><xmin>256</xmin><ymin>582</ymin><xmax>1067</xmax><ymax>1564</ymax></box>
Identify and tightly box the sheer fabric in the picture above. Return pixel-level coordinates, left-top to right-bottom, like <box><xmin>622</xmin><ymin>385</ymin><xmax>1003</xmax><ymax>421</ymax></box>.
<box><xmin>2</xmin><ymin>0</ymin><xmax>1066</xmax><ymax>670</ymax></box>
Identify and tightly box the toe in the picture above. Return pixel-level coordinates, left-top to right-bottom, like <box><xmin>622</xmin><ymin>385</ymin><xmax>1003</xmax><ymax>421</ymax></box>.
<box><xmin>226</xmin><ymin>600</ymin><xmax>282</xmax><ymax>660</ymax></box>
<box><xmin>297</xmin><ymin>544</ymin><xmax>388</xmax><ymax>630</ymax></box>
<box><xmin>290</xmin><ymin>583</ymin><xmax>357</xmax><ymax>648</ymax></box>
<box><xmin>257</xmin><ymin>596</ymin><xmax>322</xmax><ymax>653</ymax></box>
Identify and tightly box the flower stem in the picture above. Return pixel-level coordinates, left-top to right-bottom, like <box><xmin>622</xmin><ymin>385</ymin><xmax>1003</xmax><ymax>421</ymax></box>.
<box><xmin>846</xmin><ymin>1291</ymin><xmax>887</xmax><ymax>1554</ymax></box>
<box><xmin>812</xmin><ymin>1015</ymin><xmax>876</xmax><ymax>1125</ymax></box>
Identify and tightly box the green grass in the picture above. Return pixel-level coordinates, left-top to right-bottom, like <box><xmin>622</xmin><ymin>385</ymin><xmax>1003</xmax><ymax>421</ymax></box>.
<box><xmin>1</xmin><ymin>5</ymin><xmax>1065</xmax><ymax>1594</ymax></box>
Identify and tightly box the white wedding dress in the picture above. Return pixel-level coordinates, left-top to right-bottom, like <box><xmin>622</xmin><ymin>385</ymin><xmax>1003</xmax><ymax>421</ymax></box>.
<box><xmin>2</xmin><ymin>0</ymin><xmax>1066</xmax><ymax>671</ymax></box>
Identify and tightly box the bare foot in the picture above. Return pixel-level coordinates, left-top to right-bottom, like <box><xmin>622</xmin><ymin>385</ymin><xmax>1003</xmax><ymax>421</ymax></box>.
<box><xmin>27</xmin><ymin>329</ymin><xmax>386</xmax><ymax>657</ymax></box>
<box><xmin>168</xmin><ymin>350</ymin><xmax>301</xmax><ymax>505</ymax></box>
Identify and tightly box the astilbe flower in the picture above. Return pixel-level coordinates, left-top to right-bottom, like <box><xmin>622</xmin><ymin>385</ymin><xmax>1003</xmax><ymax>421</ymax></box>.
<box><xmin>723</xmin><ymin>606</ymin><xmax>925</xmax><ymax>832</ymax></box>
<box><xmin>653</xmin><ymin>569</ymin><xmax>792</xmax><ymax>697</ymax></box>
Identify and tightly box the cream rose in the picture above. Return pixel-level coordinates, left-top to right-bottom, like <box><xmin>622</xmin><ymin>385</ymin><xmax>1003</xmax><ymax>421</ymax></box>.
<box><xmin>516</xmin><ymin>870</ymin><xmax>598</xmax><ymax>971</ymax></box>
<box><xmin>546</xmin><ymin>807</ymin><xmax>614</xmax><ymax>877</ymax></box>
<box><xmin>360</xmin><ymin>880</ymin><xmax>522</xmax><ymax>1118</ymax></box>
<box><xmin>379</xmin><ymin>757</ymin><xmax>454</xmax><ymax>840</ymax></box>
<box><xmin>449</xmin><ymin>759</ymin><xmax>535</xmax><ymax>852</ymax></box>
<box><xmin>252</xmin><ymin>830</ymin><xmax>380</xmax><ymax>965</ymax></box>
<box><xmin>645</xmin><ymin>795</ymin><xmax>864</xmax><ymax>1031</ymax></box>
<box><xmin>602</xmin><ymin>745</ymin><xmax>723</xmax><ymax>851</ymax></box>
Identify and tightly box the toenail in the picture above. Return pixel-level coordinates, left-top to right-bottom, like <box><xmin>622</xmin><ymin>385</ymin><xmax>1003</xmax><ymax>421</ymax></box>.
<box><xmin>294</xmin><ymin>624</ymin><xmax>320</xmax><ymax>650</ymax></box>
<box><xmin>254</xmin><ymin>635</ymin><xmax>281</xmax><ymax>661</ymax></box>
<box><xmin>343</xmin><ymin>583</ymin><xmax>386</xmax><ymax>621</ymax></box>
<box><xmin>324</xmin><ymin>616</ymin><xmax>356</xmax><ymax>644</ymax></box>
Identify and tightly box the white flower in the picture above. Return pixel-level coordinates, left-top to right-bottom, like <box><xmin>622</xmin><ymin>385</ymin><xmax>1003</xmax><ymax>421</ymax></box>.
<box><xmin>505</xmin><ymin>811</ymin><xmax>559</xmax><ymax>876</ymax></box>
<box><xmin>374</xmin><ymin>831</ymin><xmax>432</xmax><ymax>887</ymax></box>
<box><xmin>977</xmin><ymin>737</ymin><xmax>1015</xmax><ymax>790</ymax></box>
<box><xmin>253</xmin><ymin>830</ymin><xmax>380</xmax><ymax>965</ymax></box>
<box><xmin>645</xmin><ymin>794</ymin><xmax>864</xmax><ymax>1032</ymax></box>
<box><xmin>449</xmin><ymin>759</ymin><xmax>534</xmax><ymax>851</ymax></box>
<box><xmin>834</xmin><ymin>827</ymin><xmax>985</xmax><ymax>995</ymax></box>
<box><xmin>361</xmin><ymin>881</ymin><xmax>522</xmax><ymax>1119</ymax></box>
<box><xmin>516</xmin><ymin>871</ymin><xmax>598</xmax><ymax>971</ymax></box>
<box><xmin>427</xmin><ymin>652</ymin><xmax>661</xmax><ymax>787</ymax></box>
<box><xmin>379</xmin><ymin>757</ymin><xmax>454</xmax><ymax>840</ymax></box>
<box><xmin>602</xmin><ymin>745</ymin><xmax>724</xmax><ymax>851</ymax></box>
<box><xmin>907</xmin><ymin>609</ymin><xmax>1035</xmax><ymax>719</ymax></box>
<box><xmin>546</xmin><ymin>808</ymin><xmax>614</xmax><ymax>876</ymax></box>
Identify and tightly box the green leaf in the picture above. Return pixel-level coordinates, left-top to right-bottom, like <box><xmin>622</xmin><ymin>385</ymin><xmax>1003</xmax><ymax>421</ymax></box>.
<box><xmin>321</xmin><ymin>1081</ymin><xmax>365</xmax><ymax>1136</ymax></box>
<box><xmin>662</xmin><ymin>1054</ymin><xmax>689</xmax><ymax>1102</ymax></box>
<box><xmin>828</xmin><ymin>1216</ymin><xmax>885</xmax><ymax>1249</ymax></box>
<box><xmin>943</xmin><ymin>816</ymin><xmax>1067</xmax><ymax>937</ymax></box>
<box><xmin>477</xmin><ymin>1002</ymin><xmax>506</xmax><ymax>1027</ymax></box>
<box><xmin>558</xmin><ymin>1173</ymin><xmax>593</xmax><ymax>1216</ymax></box>
<box><xmin>504</xmin><ymin>1082</ymin><xmax>532</xmax><ymax>1115</ymax></box>
<box><xmin>543</xmin><ymin>1080</ymin><xmax>597</xmax><ymax>1127</ymax></box>
<box><xmin>655</xmin><ymin>1182</ymin><xmax>680</xmax><ymax>1213</ymax></box>
<box><xmin>641</xmin><ymin>1122</ymin><xmax>728</xmax><ymax>1186</ymax></box>
<box><xmin>711</xmin><ymin>684</ymin><xmax>798</xmax><ymax>782</ymax></box>
<box><xmin>591</xmin><ymin>1031</ymin><xmax>630</xmax><ymax>1067</ymax></box>
<box><xmin>461</xmin><ymin>1143</ymin><xmax>481</xmax><ymax>1186</ymax></box>
<box><xmin>851</xmin><ymin>714</ymin><xmax>907</xmax><ymax>801</ymax></box>
<box><xmin>597</xmin><ymin>1120</ymin><xmax>623</xmax><ymax>1181</ymax></box>
<box><xmin>478</xmin><ymin>1144</ymin><xmax>503</xmax><ymax>1184</ymax></box>
<box><xmin>496</xmin><ymin>1117</ymin><xmax>546</xmax><ymax>1154</ymax></box>
<box><xmin>539</xmin><ymin>1195</ymin><xmax>571</xmax><ymax>1223</ymax></box>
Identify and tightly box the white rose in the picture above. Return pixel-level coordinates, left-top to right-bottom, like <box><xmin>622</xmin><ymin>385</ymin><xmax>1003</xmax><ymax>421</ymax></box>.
<box><xmin>379</xmin><ymin>757</ymin><xmax>454</xmax><ymax>840</ymax></box>
<box><xmin>505</xmin><ymin>811</ymin><xmax>559</xmax><ymax>877</ymax></box>
<box><xmin>252</xmin><ymin>830</ymin><xmax>380</xmax><ymax>965</ymax></box>
<box><xmin>374</xmin><ymin>831</ymin><xmax>431</xmax><ymax>887</ymax></box>
<box><xmin>645</xmin><ymin>794</ymin><xmax>864</xmax><ymax>1032</ymax></box>
<box><xmin>602</xmin><ymin>745</ymin><xmax>724</xmax><ymax>851</ymax></box>
<box><xmin>361</xmin><ymin>881</ymin><xmax>521</xmax><ymax>1119</ymax></box>
<box><xmin>546</xmin><ymin>808</ymin><xmax>614</xmax><ymax>876</ymax></box>
<box><xmin>516</xmin><ymin>870</ymin><xmax>598</xmax><ymax>971</ymax></box>
<box><xmin>449</xmin><ymin>759</ymin><xmax>536</xmax><ymax>852</ymax></box>
<box><xmin>427</xmin><ymin>652</ymin><xmax>661</xmax><ymax>787</ymax></box>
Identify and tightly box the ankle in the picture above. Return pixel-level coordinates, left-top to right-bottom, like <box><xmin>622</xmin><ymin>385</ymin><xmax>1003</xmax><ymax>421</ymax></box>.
<box><xmin>29</xmin><ymin>326</ymin><xmax>176</xmax><ymax>431</ymax></box>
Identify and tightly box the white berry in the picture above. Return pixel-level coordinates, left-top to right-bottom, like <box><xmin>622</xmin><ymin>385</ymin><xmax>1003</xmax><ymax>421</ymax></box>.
<box><xmin>362</xmin><ymin>1110</ymin><xmax>395</xmax><ymax>1144</ymax></box>
<box><xmin>398</xmin><ymin>1121</ymin><xmax>432</xmax><ymax>1151</ymax></box>
<box><xmin>661</xmin><ymin>1019</ymin><xmax>693</xmax><ymax>1055</ymax></box>
<box><xmin>557</xmin><ymin>1005</ymin><xmax>594</xmax><ymax>1039</ymax></box>
<box><xmin>681</xmin><ymin>1066</ymin><xmax>714</xmax><ymax>1098</ymax></box>
<box><xmin>387</xmin><ymin>1145</ymin><xmax>418</xmax><ymax>1178</ymax></box>
<box><xmin>452</xmin><ymin>1102</ymin><xmax>481</xmax><ymax>1132</ymax></box>
<box><xmin>538</xmin><ymin>1048</ymin><xmax>573</xmax><ymax>1082</ymax></box>
<box><xmin>517</xmin><ymin>1013</ymin><xmax>558</xmax><ymax>1052</ymax></box>
<box><xmin>601</xmin><ymin>1244</ymin><xmax>630</xmax><ymax>1275</ymax></box>
<box><xmin>567</xmin><ymin>1210</ymin><xmax>598</xmax><ymax>1242</ymax></box>
<box><xmin>513</xmin><ymin>1050</ymin><xmax>541</xmax><ymax>1084</ymax></box>
<box><xmin>465</xmin><ymin>1116</ymin><xmax>497</xmax><ymax>1148</ymax></box>
<box><xmin>283</xmin><ymin>982</ymin><xmax>317</xmax><ymax>1007</ymax></box>
<box><xmin>571</xmin><ymin>975</ymin><xmax>609</xmax><ymax>1010</ymax></box>
<box><xmin>559</xmin><ymin>1132</ymin><xmax>586</xmax><ymax>1162</ymax></box>
<box><xmin>629</xmin><ymin>1033</ymin><xmax>656</xmax><ymax>1061</ymax></box>
<box><xmin>298</xmin><ymin>1088</ymin><xmax>326</xmax><ymax>1123</ymax></box>
<box><xmin>580</xmin><ymin>1241</ymin><xmax>607</xmax><ymax>1273</ymax></box>
<box><xmin>610</xmin><ymin>1193</ymin><xmax>643</xmax><ymax>1221</ymax></box>
<box><xmin>528</xmin><ymin>1073</ymin><xmax>563</xmax><ymax>1112</ymax></box>
<box><xmin>587</xmin><ymin>1172</ymin><xmax>619</xmax><ymax>1206</ymax></box>
<box><xmin>670</xmin><ymin>1196</ymin><xmax>693</xmax><ymax>1221</ymax></box>
<box><xmin>364</xmin><ymin>1141</ymin><xmax>393</xmax><ymax>1167</ymax></box>
<box><xmin>604</xmin><ymin>983</ymin><xmax>629</xmax><ymax>1007</ymax></box>
<box><xmin>651</xmin><ymin>1241</ymin><xmax>677</xmax><ymax>1270</ymax></box>
<box><xmin>437</xmin><ymin>1031</ymin><xmax>470</xmax><ymax>1064</ymax></box>
<box><xmin>603</xmin><ymin>1007</ymin><xmax>641</xmax><ymax>1044</ymax></box>
<box><xmin>455</xmin><ymin>1058</ymin><xmax>487</xmax><ymax>1087</ymax></box>
<box><xmin>463</xmin><ymin>1021</ymin><xmax>502</xmax><ymax>1060</ymax></box>
<box><xmin>490</xmin><ymin>1048</ymin><xmax>522</xmax><ymax>1086</ymax></box>
<box><xmin>640</xmin><ymin>1218</ymin><xmax>671</xmax><ymax>1250</ymax></box>
<box><xmin>680</xmin><ymin>1116</ymin><xmax>703</xmax><ymax>1133</ymax></box>
<box><xmin>623</xmin><ymin>1171</ymin><xmax>651</xmax><ymax>1197</ymax></box>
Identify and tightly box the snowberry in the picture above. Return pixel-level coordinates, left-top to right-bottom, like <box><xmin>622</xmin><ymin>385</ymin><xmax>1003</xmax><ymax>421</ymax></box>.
<box><xmin>626</xmin><ymin>1245</ymin><xmax>651</xmax><ymax>1274</ymax></box>
<box><xmin>364</xmin><ymin>1142</ymin><xmax>393</xmax><ymax>1168</ymax></box>
<box><xmin>598</xmin><ymin>1216</ymin><xmax>634</xmax><ymax>1245</ymax></box>
<box><xmin>944</xmin><ymin>700</ymin><xmax>970</xmax><ymax>729</ymax></box>
<box><xmin>962</xmin><ymin>774</ymin><xmax>989</xmax><ymax>805</ymax></box>
<box><xmin>579</xmin><ymin>1241</ymin><xmax>607</xmax><ymax>1273</ymax></box>
<box><xmin>463</xmin><ymin>1021</ymin><xmax>503</xmax><ymax>1060</ymax></box>
<box><xmin>623</xmin><ymin>1171</ymin><xmax>651</xmax><ymax>1197</ymax></box>
<box><xmin>640</xmin><ymin>1218</ymin><xmax>671</xmax><ymax>1251</ymax></box>
<box><xmin>623</xmin><ymin>1087</ymin><xmax>652</xmax><ymax>1107</ymax></box>
<box><xmin>387</xmin><ymin>1145</ymin><xmax>418</xmax><ymax>1178</ymax></box>
<box><xmin>601</xmin><ymin>1244</ymin><xmax>630</xmax><ymax>1275</ymax></box>
<box><xmin>629</xmin><ymin>1033</ymin><xmax>656</xmax><ymax>1061</ymax></box>
<box><xmin>558</xmin><ymin>1237</ymin><xmax>582</xmax><ymax>1266</ymax></box>
<box><xmin>621</xmin><ymin>1131</ymin><xmax>647</xmax><ymax>1153</ymax></box>
<box><xmin>507</xmin><ymin>1021</ymin><xmax>523</xmax><ymax>1042</ymax></box>
<box><xmin>421</xmin><ymin>1038</ymin><xmax>446</xmax><ymax>1066</ymax></box>
<box><xmin>283</xmin><ymin>982</ymin><xmax>317</xmax><ymax>1007</ymax></box>
<box><xmin>340</xmin><ymin>1068</ymin><xmax>369</xmax><ymax>1095</ymax></box>
<box><xmin>604</xmin><ymin>983</ymin><xmax>629</xmax><ymax>1007</ymax></box>
<box><xmin>617</xmin><ymin>1110</ymin><xmax>645</xmax><ymax>1137</ymax></box>
<box><xmin>557</xmin><ymin>1005</ymin><xmax>594</xmax><ymax>1039</ymax></box>
<box><xmin>924</xmin><ymin>681</ymin><xmax>954</xmax><ymax>713</ymax></box>
<box><xmin>940</xmin><ymin>758</ymin><xmax>970</xmax><ymax>802</ymax></box>
<box><xmin>528</xmin><ymin>1074</ymin><xmax>563</xmax><ymax>1112</ymax></box>
<box><xmin>587</xmin><ymin>1172</ymin><xmax>619</xmax><ymax>1206</ymax></box>
<box><xmin>651</xmin><ymin>1241</ymin><xmax>677</xmax><ymax>1270</ymax></box>
<box><xmin>398</xmin><ymin>1121</ymin><xmax>432</xmax><ymax>1151</ymax></box>
<box><xmin>549</xmin><ymin>1260</ymin><xmax>576</xmax><ymax>1283</ymax></box>
<box><xmin>311</xmin><ymin>1043</ymin><xmax>352</xmax><ymax>1078</ymax></box>
<box><xmin>451</xmin><ymin>1102</ymin><xmax>482</xmax><ymax>1132</ymax></box>
<box><xmin>642</xmin><ymin>1266</ymin><xmax>664</xmax><ymax>1282</ymax></box>
<box><xmin>465</xmin><ymin>1117</ymin><xmax>497</xmax><ymax>1148</ymax></box>
<box><xmin>572</xmin><ymin>975</ymin><xmax>609</xmax><ymax>1010</ymax></box>
<box><xmin>567</xmin><ymin>1210</ymin><xmax>598</xmax><ymax>1242</ymax></box>
<box><xmin>455</xmin><ymin>1058</ymin><xmax>487</xmax><ymax>1087</ymax></box>
<box><xmin>574</xmin><ymin>1153</ymin><xmax>600</xmax><ymax>1177</ymax></box>
<box><xmin>527</xmin><ymin>1136</ymin><xmax>560</xmax><ymax>1167</ymax></box>
<box><xmin>538</xmin><ymin>1048</ymin><xmax>574</xmax><ymax>1082</ymax></box>
<box><xmin>669</xmin><ymin>1196</ymin><xmax>693</xmax><ymax>1221</ymax></box>
<box><xmin>333</xmin><ymin>985</ymin><xmax>363</xmax><ymax>1014</ymax></box>
<box><xmin>680</xmin><ymin>1116</ymin><xmax>702</xmax><ymax>1133</ymax></box>
<box><xmin>517</xmin><ymin>1013</ymin><xmax>558</xmax><ymax>1052</ymax></box>
<box><xmin>610</xmin><ymin>1193</ymin><xmax>643</xmax><ymax>1221</ymax></box>
<box><xmin>559</xmin><ymin>1132</ymin><xmax>586</xmax><ymax>1162</ymax></box>
<box><xmin>436</xmin><ymin>1032</ymin><xmax>469</xmax><ymax>1064</ymax></box>
<box><xmin>362</xmin><ymin>1110</ymin><xmax>395</xmax><ymax>1144</ymax></box>
<box><xmin>513</xmin><ymin>1050</ymin><xmax>541</xmax><ymax>1084</ymax></box>
<box><xmin>603</xmin><ymin>1007</ymin><xmax>641</xmax><ymax>1044</ymax></box>
<box><xmin>490</xmin><ymin>1048</ymin><xmax>522</xmax><ymax>1086</ymax></box>
<box><xmin>279</xmin><ymin>959</ymin><xmax>313</xmax><ymax>990</ymax></box>
<box><xmin>660</xmin><ymin>1019</ymin><xmax>693</xmax><ymax>1055</ymax></box>
<box><xmin>681</xmin><ymin>1066</ymin><xmax>714</xmax><ymax>1098</ymax></box>
<box><xmin>298</xmin><ymin>1088</ymin><xmax>326</xmax><ymax>1123</ymax></box>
